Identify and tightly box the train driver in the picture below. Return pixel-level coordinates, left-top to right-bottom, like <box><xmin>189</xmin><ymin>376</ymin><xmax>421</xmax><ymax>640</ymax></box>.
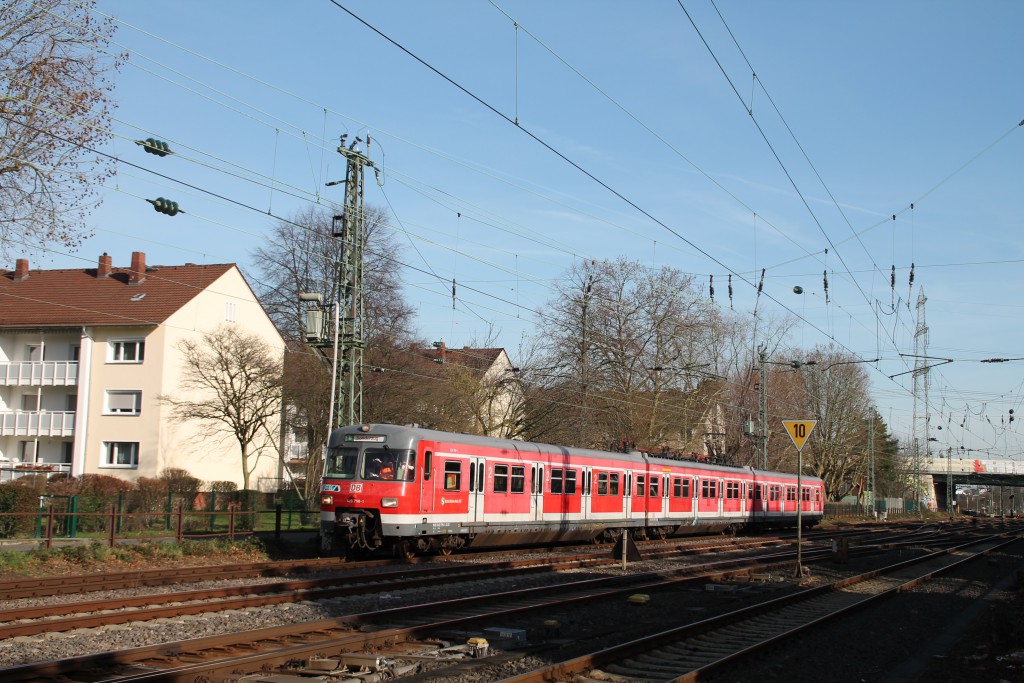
<box><xmin>369</xmin><ymin>457</ymin><xmax>396</xmax><ymax>480</ymax></box>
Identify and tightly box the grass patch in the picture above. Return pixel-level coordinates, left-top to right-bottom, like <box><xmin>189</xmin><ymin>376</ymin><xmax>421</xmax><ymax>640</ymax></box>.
<box><xmin>0</xmin><ymin>537</ymin><xmax>270</xmax><ymax>578</ymax></box>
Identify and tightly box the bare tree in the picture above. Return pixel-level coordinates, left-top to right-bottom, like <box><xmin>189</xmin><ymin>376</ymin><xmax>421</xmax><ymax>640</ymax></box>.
<box><xmin>249</xmin><ymin>204</ymin><xmax>415</xmax><ymax>345</ymax></box>
<box><xmin>800</xmin><ymin>350</ymin><xmax>871</xmax><ymax>497</ymax></box>
<box><xmin>536</xmin><ymin>258</ymin><xmax>720</xmax><ymax>450</ymax></box>
<box><xmin>0</xmin><ymin>0</ymin><xmax>124</xmax><ymax>257</ymax></box>
<box><xmin>162</xmin><ymin>326</ymin><xmax>283</xmax><ymax>491</ymax></box>
<box><xmin>281</xmin><ymin>343</ymin><xmax>331</xmax><ymax>504</ymax></box>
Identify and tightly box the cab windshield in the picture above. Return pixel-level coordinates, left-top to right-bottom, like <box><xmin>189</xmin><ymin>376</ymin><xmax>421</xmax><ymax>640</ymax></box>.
<box><xmin>324</xmin><ymin>446</ymin><xmax>359</xmax><ymax>479</ymax></box>
<box><xmin>361</xmin><ymin>448</ymin><xmax>416</xmax><ymax>481</ymax></box>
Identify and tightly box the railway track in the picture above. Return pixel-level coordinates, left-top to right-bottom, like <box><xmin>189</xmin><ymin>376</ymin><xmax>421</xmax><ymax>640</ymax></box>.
<box><xmin>0</xmin><ymin>536</ymin><xmax>800</xmax><ymax>637</ymax></box>
<box><xmin>498</xmin><ymin>532</ymin><xmax>1023</xmax><ymax>683</ymax></box>
<box><xmin>0</xmin><ymin>541</ymin><xmax>830</xmax><ymax>682</ymax></box>
<box><xmin>0</xmin><ymin>524</ymin><xmax>1013</xmax><ymax>681</ymax></box>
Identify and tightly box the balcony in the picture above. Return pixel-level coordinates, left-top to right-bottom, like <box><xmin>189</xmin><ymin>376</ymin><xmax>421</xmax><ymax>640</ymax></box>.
<box><xmin>0</xmin><ymin>463</ymin><xmax>72</xmax><ymax>482</ymax></box>
<box><xmin>0</xmin><ymin>361</ymin><xmax>78</xmax><ymax>386</ymax></box>
<box><xmin>0</xmin><ymin>411</ymin><xmax>75</xmax><ymax>437</ymax></box>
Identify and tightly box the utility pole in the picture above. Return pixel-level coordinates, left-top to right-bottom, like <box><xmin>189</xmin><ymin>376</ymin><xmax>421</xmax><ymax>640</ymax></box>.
<box><xmin>757</xmin><ymin>344</ymin><xmax>768</xmax><ymax>470</ymax></box>
<box><xmin>331</xmin><ymin>134</ymin><xmax>373</xmax><ymax>428</ymax></box>
<box><xmin>868</xmin><ymin>414</ymin><xmax>876</xmax><ymax>518</ymax></box>
<box><xmin>912</xmin><ymin>289</ymin><xmax>929</xmax><ymax>516</ymax></box>
<box><xmin>947</xmin><ymin>447</ymin><xmax>953</xmax><ymax>514</ymax></box>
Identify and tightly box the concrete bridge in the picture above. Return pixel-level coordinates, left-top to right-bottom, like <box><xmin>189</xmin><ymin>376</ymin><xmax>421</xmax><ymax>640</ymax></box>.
<box><xmin>922</xmin><ymin>456</ymin><xmax>1024</xmax><ymax>512</ymax></box>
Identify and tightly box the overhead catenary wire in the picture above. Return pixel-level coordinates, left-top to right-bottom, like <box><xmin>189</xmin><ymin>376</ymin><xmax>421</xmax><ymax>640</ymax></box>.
<box><xmin>17</xmin><ymin>2</ymin><xmax>1020</xmax><ymax>452</ymax></box>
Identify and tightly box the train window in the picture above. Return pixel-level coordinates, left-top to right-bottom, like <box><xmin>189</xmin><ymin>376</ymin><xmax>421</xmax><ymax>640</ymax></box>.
<box><xmin>469</xmin><ymin>462</ymin><xmax>476</xmax><ymax>492</ymax></box>
<box><xmin>753</xmin><ymin>485</ymin><xmax>762</xmax><ymax>500</ymax></box>
<box><xmin>424</xmin><ymin>451</ymin><xmax>432</xmax><ymax>481</ymax></box>
<box><xmin>802</xmin><ymin>487</ymin><xmax>811</xmax><ymax>501</ymax></box>
<box><xmin>664</xmin><ymin>476</ymin><xmax>670</xmax><ymax>499</ymax></box>
<box><xmin>636</xmin><ymin>475</ymin><xmax>645</xmax><ymax>497</ymax></box>
<box><xmin>511</xmin><ymin>466</ymin><xmax>526</xmax><ymax>494</ymax></box>
<box><xmin>682</xmin><ymin>478</ymin><xmax>691</xmax><ymax>497</ymax></box>
<box><xmin>649</xmin><ymin>477</ymin><xmax>658</xmax><ymax>498</ymax></box>
<box><xmin>610</xmin><ymin>473</ymin><xmax>620</xmax><ymax>496</ymax></box>
<box><xmin>443</xmin><ymin>461</ymin><xmax>461</xmax><ymax>491</ymax></box>
<box><xmin>726</xmin><ymin>482</ymin><xmax>740</xmax><ymax>499</ymax></box>
<box><xmin>362</xmin><ymin>449</ymin><xmax>414</xmax><ymax>481</ymax></box>
<box><xmin>494</xmin><ymin>465</ymin><xmax>509</xmax><ymax>493</ymax></box>
<box><xmin>672</xmin><ymin>478</ymin><xmax>681</xmax><ymax>497</ymax></box>
<box><xmin>747</xmin><ymin>484</ymin><xmax>754</xmax><ymax>499</ymax></box>
<box><xmin>701</xmin><ymin>479</ymin><xmax>717</xmax><ymax>498</ymax></box>
<box><xmin>477</xmin><ymin>463</ymin><xmax>485</xmax><ymax>490</ymax></box>
<box><xmin>551</xmin><ymin>468</ymin><xmax>564</xmax><ymax>494</ymax></box>
<box><xmin>531</xmin><ymin>466</ymin><xmax>537</xmax><ymax>494</ymax></box>
<box><xmin>536</xmin><ymin>467</ymin><xmax>543</xmax><ymax>494</ymax></box>
<box><xmin>786</xmin><ymin>487</ymin><xmax>796</xmax><ymax>501</ymax></box>
<box><xmin>324</xmin><ymin>446</ymin><xmax>358</xmax><ymax>479</ymax></box>
<box><xmin>565</xmin><ymin>469</ymin><xmax>577</xmax><ymax>495</ymax></box>
<box><xmin>597</xmin><ymin>472</ymin><xmax>608</xmax><ymax>495</ymax></box>
<box><xmin>770</xmin><ymin>485</ymin><xmax>780</xmax><ymax>501</ymax></box>
<box><xmin>398</xmin><ymin>453</ymin><xmax>416</xmax><ymax>481</ymax></box>
<box><xmin>585</xmin><ymin>470</ymin><xmax>591</xmax><ymax>495</ymax></box>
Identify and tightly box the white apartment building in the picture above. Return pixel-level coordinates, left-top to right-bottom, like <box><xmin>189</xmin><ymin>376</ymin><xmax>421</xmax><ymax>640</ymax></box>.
<box><xmin>0</xmin><ymin>252</ymin><xmax>286</xmax><ymax>489</ymax></box>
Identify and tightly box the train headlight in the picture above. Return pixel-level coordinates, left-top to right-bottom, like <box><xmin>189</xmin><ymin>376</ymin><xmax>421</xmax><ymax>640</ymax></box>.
<box><xmin>321</xmin><ymin>495</ymin><xmax>334</xmax><ymax>506</ymax></box>
<box><xmin>381</xmin><ymin>497</ymin><xmax>399</xmax><ymax>508</ymax></box>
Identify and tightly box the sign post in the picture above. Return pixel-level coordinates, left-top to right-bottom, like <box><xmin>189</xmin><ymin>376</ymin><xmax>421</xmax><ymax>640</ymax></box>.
<box><xmin>782</xmin><ymin>419</ymin><xmax>817</xmax><ymax>578</ymax></box>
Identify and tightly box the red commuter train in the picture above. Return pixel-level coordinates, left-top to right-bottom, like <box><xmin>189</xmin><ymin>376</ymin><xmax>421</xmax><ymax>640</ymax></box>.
<box><xmin>319</xmin><ymin>423</ymin><xmax>825</xmax><ymax>556</ymax></box>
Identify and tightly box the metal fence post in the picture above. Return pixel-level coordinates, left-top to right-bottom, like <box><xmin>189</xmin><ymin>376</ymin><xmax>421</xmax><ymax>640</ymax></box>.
<box><xmin>275</xmin><ymin>504</ymin><xmax>282</xmax><ymax>539</ymax></box>
<box><xmin>175</xmin><ymin>506</ymin><xmax>184</xmax><ymax>542</ymax></box>
<box><xmin>44</xmin><ymin>505</ymin><xmax>54</xmax><ymax>549</ymax></box>
<box><xmin>109</xmin><ymin>505</ymin><xmax>117</xmax><ymax>548</ymax></box>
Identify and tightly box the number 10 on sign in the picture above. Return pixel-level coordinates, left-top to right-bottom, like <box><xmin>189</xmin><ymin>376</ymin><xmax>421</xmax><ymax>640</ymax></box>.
<box><xmin>782</xmin><ymin>420</ymin><xmax>817</xmax><ymax>450</ymax></box>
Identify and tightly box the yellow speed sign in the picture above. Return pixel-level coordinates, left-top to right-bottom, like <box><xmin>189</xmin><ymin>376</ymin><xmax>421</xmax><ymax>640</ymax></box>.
<box><xmin>782</xmin><ymin>420</ymin><xmax>817</xmax><ymax>450</ymax></box>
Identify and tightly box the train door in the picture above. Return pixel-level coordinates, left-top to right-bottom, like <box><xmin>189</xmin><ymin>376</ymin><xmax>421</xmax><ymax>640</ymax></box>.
<box><xmin>467</xmin><ymin>456</ymin><xmax>486</xmax><ymax>522</ymax></box>
<box><xmin>581</xmin><ymin>467</ymin><xmax>593</xmax><ymax>518</ymax></box>
<box><xmin>752</xmin><ymin>482</ymin><xmax>765</xmax><ymax>520</ymax></box>
<box><xmin>531</xmin><ymin>462</ymin><xmax>545</xmax><ymax>521</ymax></box>
<box><xmin>623</xmin><ymin>471</ymin><xmax>633</xmax><ymax>521</ymax></box>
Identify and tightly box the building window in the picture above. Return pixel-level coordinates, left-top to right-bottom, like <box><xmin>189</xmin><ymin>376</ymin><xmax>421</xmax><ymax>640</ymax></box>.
<box><xmin>105</xmin><ymin>390</ymin><xmax>142</xmax><ymax>415</ymax></box>
<box><xmin>21</xmin><ymin>394</ymin><xmax>39</xmax><ymax>411</ymax></box>
<box><xmin>61</xmin><ymin>442</ymin><xmax>73</xmax><ymax>464</ymax></box>
<box><xmin>19</xmin><ymin>441</ymin><xmax>36</xmax><ymax>463</ymax></box>
<box><xmin>109</xmin><ymin>340</ymin><xmax>145</xmax><ymax>363</ymax></box>
<box><xmin>225</xmin><ymin>301</ymin><xmax>237</xmax><ymax>322</ymax></box>
<box><xmin>102</xmin><ymin>442</ymin><xmax>138</xmax><ymax>468</ymax></box>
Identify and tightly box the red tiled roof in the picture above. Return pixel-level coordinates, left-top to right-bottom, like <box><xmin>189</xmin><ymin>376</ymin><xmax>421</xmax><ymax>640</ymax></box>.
<box><xmin>0</xmin><ymin>259</ymin><xmax>235</xmax><ymax>328</ymax></box>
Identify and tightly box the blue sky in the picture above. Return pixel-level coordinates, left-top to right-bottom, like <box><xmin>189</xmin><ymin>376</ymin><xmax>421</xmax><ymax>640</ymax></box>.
<box><xmin>32</xmin><ymin>1</ymin><xmax>1023</xmax><ymax>457</ymax></box>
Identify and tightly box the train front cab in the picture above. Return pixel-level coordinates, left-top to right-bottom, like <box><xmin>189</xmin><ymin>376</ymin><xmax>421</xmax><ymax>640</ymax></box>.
<box><xmin>319</xmin><ymin>427</ymin><xmax>421</xmax><ymax>554</ymax></box>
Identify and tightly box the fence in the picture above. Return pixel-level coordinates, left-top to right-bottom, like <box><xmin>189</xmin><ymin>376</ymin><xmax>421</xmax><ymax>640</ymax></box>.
<box><xmin>824</xmin><ymin>499</ymin><xmax>921</xmax><ymax>520</ymax></box>
<box><xmin>0</xmin><ymin>491</ymin><xmax>318</xmax><ymax>547</ymax></box>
